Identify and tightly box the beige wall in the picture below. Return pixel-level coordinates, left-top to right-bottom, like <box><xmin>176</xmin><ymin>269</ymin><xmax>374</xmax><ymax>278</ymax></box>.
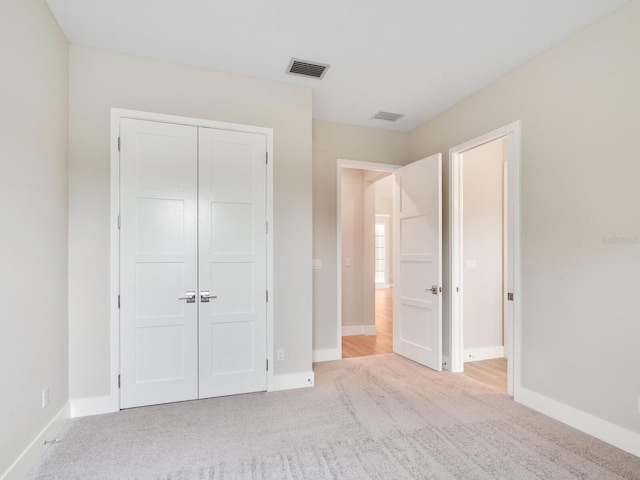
<box><xmin>312</xmin><ymin>120</ymin><xmax>409</xmax><ymax>354</ymax></box>
<box><xmin>462</xmin><ymin>139</ymin><xmax>505</xmax><ymax>354</ymax></box>
<box><xmin>68</xmin><ymin>46</ymin><xmax>313</xmax><ymax>401</ymax></box>
<box><xmin>362</xmin><ymin>171</ymin><xmax>377</xmax><ymax>330</ymax></box>
<box><xmin>340</xmin><ymin>168</ymin><xmax>366</xmax><ymax>328</ymax></box>
<box><xmin>0</xmin><ymin>0</ymin><xmax>69</xmax><ymax>475</ymax></box>
<box><xmin>410</xmin><ymin>1</ymin><xmax>640</xmax><ymax>432</ymax></box>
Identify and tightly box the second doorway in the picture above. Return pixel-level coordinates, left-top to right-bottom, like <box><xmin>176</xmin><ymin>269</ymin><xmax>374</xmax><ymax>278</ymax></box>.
<box><xmin>340</xmin><ymin>168</ymin><xmax>394</xmax><ymax>358</ymax></box>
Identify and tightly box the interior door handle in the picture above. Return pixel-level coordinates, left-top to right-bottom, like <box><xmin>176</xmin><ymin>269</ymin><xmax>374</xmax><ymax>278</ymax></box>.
<box><xmin>426</xmin><ymin>285</ymin><xmax>440</xmax><ymax>295</ymax></box>
<box><xmin>200</xmin><ymin>291</ymin><xmax>218</xmax><ymax>303</ymax></box>
<box><xmin>178</xmin><ymin>291</ymin><xmax>196</xmax><ymax>303</ymax></box>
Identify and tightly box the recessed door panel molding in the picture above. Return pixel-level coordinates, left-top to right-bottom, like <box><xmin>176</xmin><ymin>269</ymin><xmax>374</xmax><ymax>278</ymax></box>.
<box><xmin>134</xmin><ymin>263</ymin><xmax>186</xmax><ymax>318</ymax></box>
<box><xmin>120</xmin><ymin>118</ymin><xmax>199</xmax><ymax>409</ymax></box>
<box><xmin>209</xmin><ymin>142</ymin><xmax>255</xmax><ymax>203</ymax></box>
<box><xmin>210</xmin><ymin>263</ymin><xmax>255</xmax><ymax>314</ymax></box>
<box><xmin>135</xmin><ymin>325</ymin><xmax>186</xmax><ymax>383</ymax></box>
<box><xmin>210</xmin><ymin>322</ymin><xmax>256</xmax><ymax>375</ymax></box>
<box><xmin>211</xmin><ymin>202</ymin><xmax>255</xmax><ymax>255</ymax></box>
<box><xmin>198</xmin><ymin>127</ymin><xmax>267</xmax><ymax>399</ymax></box>
<box><xmin>393</xmin><ymin>153</ymin><xmax>443</xmax><ymax>371</ymax></box>
<box><xmin>135</xmin><ymin>198</ymin><xmax>186</xmax><ymax>254</ymax></box>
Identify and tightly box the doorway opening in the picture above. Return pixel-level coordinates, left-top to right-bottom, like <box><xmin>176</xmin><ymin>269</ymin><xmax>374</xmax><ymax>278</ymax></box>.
<box><xmin>337</xmin><ymin>161</ymin><xmax>398</xmax><ymax>359</ymax></box>
<box><xmin>450</xmin><ymin>121</ymin><xmax>521</xmax><ymax>396</ymax></box>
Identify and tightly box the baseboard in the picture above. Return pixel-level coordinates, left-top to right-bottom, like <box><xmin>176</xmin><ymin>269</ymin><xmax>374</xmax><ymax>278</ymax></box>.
<box><xmin>271</xmin><ymin>371</ymin><xmax>315</xmax><ymax>391</ymax></box>
<box><xmin>313</xmin><ymin>348</ymin><xmax>341</xmax><ymax>362</ymax></box>
<box><xmin>464</xmin><ymin>346</ymin><xmax>504</xmax><ymax>362</ymax></box>
<box><xmin>70</xmin><ymin>395</ymin><xmax>115</xmax><ymax>418</ymax></box>
<box><xmin>342</xmin><ymin>325</ymin><xmax>377</xmax><ymax>336</ymax></box>
<box><xmin>516</xmin><ymin>387</ymin><xmax>640</xmax><ymax>457</ymax></box>
<box><xmin>1</xmin><ymin>402</ymin><xmax>70</xmax><ymax>480</ymax></box>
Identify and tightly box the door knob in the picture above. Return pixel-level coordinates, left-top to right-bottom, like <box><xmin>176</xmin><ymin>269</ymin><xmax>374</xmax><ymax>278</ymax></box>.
<box><xmin>200</xmin><ymin>291</ymin><xmax>218</xmax><ymax>303</ymax></box>
<box><xmin>178</xmin><ymin>291</ymin><xmax>196</xmax><ymax>303</ymax></box>
<box><xmin>427</xmin><ymin>285</ymin><xmax>440</xmax><ymax>295</ymax></box>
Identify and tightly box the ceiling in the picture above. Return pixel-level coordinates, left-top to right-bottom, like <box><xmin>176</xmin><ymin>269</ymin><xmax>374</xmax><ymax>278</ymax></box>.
<box><xmin>45</xmin><ymin>0</ymin><xmax>628</xmax><ymax>132</ymax></box>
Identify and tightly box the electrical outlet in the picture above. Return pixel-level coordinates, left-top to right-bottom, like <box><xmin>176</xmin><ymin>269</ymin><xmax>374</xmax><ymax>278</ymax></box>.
<box><xmin>276</xmin><ymin>349</ymin><xmax>285</xmax><ymax>361</ymax></box>
<box><xmin>42</xmin><ymin>388</ymin><xmax>49</xmax><ymax>409</ymax></box>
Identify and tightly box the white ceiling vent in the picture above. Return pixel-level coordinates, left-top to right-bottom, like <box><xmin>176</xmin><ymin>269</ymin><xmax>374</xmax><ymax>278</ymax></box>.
<box><xmin>286</xmin><ymin>58</ymin><xmax>330</xmax><ymax>79</ymax></box>
<box><xmin>372</xmin><ymin>111</ymin><xmax>405</xmax><ymax>122</ymax></box>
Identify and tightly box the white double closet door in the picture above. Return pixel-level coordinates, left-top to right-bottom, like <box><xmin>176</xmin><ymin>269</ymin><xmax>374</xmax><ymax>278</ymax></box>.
<box><xmin>119</xmin><ymin>119</ymin><xmax>267</xmax><ymax>409</ymax></box>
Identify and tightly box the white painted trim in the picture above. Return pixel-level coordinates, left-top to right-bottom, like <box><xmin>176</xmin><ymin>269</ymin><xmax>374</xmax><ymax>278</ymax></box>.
<box><xmin>449</xmin><ymin>121</ymin><xmax>521</xmax><ymax>399</ymax></box>
<box><xmin>70</xmin><ymin>395</ymin><xmax>113</xmax><ymax>418</ymax></box>
<box><xmin>450</xmin><ymin>149</ymin><xmax>461</xmax><ymax>373</ymax></box>
<box><xmin>518</xmin><ymin>388</ymin><xmax>640</xmax><ymax>458</ymax></box>
<box><xmin>109</xmin><ymin>112</ymin><xmax>120</xmax><ymax>414</ymax></box>
<box><xmin>312</xmin><ymin>348</ymin><xmax>341</xmax><ymax>362</ymax></box>
<box><xmin>110</xmin><ymin>108</ymin><xmax>275</xmax><ymax>402</ymax></box>
<box><xmin>265</xmin><ymin>129</ymin><xmax>275</xmax><ymax>393</ymax></box>
<box><xmin>463</xmin><ymin>346</ymin><xmax>504</xmax><ymax>362</ymax></box>
<box><xmin>336</xmin><ymin>159</ymin><xmax>400</xmax><ymax>359</ymax></box>
<box><xmin>502</xmin><ymin>162</ymin><xmax>510</xmax><ymax>386</ymax></box>
<box><xmin>1</xmin><ymin>402</ymin><xmax>70</xmax><ymax>480</ymax></box>
<box><xmin>442</xmin><ymin>355</ymin><xmax>451</xmax><ymax>371</ymax></box>
<box><xmin>510</xmin><ymin>125</ymin><xmax>522</xmax><ymax>400</ymax></box>
<box><xmin>342</xmin><ymin>325</ymin><xmax>377</xmax><ymax>336</ymax></box>
<box><xmin>272</xmin><ymin>371</ymin><xmax>315</xmax><ymax>391</ymax></box>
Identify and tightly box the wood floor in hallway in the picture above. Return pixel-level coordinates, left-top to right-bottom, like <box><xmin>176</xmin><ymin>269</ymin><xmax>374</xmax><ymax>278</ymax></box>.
<box><xmin>464</xmin><ymin>357</ymin><xmax>508</xmax><ymax>393</ymax></box>
<box><xmin>342</xmin><ymin>288</ymin><xmax>393</xmax><ymax>358</ymax></box>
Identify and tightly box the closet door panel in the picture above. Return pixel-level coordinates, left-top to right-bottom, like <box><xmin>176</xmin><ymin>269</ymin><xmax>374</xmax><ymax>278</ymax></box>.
<box><xmin>119</xmin><ymin>119</ymin><xmax>198</xmax><ymax>409</ymax></box>
<box><xmin>198</xmin><ymin>128</ymin><xmax>267</xmax><ymax>398</ymax></box>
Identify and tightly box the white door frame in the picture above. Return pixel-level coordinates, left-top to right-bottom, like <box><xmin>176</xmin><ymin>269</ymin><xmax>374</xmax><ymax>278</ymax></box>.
<box><xmin>109</xmin><ymin>108</ymin><xmax>274</xmax><ymax>412</ymax></box>
<box><xmin>449</xmin><ymin>121</ymin><xmax>521</xmax><ymax>397</ymax></box>
<box><xmin>336</xmin><ymin>159</ymin><xmax>399</xmax><ymax>358</ymax></box>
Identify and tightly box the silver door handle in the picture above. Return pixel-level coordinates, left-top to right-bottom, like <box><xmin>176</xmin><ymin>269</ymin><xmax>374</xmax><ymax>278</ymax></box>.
<box><xmin>426</xmin><ymin>285</ymin><xmax>440</xmax><ymax>295</ymax></box>
<box><xmin>200</xmin><ymin>291</ymin><xmax>218</xmax><ymax>302</ymax></box>
<box><xmin>178</xmin><ymin>291</ymin><xmax>196</xmax><ymax>303</ymax></box>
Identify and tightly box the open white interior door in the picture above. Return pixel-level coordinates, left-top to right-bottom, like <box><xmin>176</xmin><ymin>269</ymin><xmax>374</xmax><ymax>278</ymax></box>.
<box><xmin>393</xmin><ymin>153</ymin><xmax>443</xmax><ymax>371</ymax></box>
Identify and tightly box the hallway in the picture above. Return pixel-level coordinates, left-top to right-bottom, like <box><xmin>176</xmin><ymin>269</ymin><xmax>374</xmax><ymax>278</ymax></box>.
<box><xmin>342</xmin><ymin>288</ymin><xmax>393</xmax><ymax>358</ymax></box>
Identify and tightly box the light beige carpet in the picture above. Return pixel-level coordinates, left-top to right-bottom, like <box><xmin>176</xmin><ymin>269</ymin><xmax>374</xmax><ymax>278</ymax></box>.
<box><xmin>29</xmin><ymin>354</ymin><xmax>640</xmax><ymax>479</ymax></box>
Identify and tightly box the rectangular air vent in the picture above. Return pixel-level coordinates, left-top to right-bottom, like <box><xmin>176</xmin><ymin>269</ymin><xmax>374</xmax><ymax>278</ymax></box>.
<box><xmin>372</xmin><ymin>111</ymin><xmax>405</xmax><ymax>122</ymax></box>
<box><xmin>287</xmin><ymin>58</ymin><xmax>330</xmax><ymax>79</ymax></box>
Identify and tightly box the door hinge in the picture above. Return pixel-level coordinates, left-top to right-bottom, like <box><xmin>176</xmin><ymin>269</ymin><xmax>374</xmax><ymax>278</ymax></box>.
<box><xmin>266</xmin><ymin>290</ymin><xmax>269</xmax><ymax>302</ymax></box>
<box><xmin>117</xmin><ymin>215</ymin><xmax>121</xmax><ymax>229</ymax></box>
<box><xmin>266</xmin><ymin>152</ymin><xmax>268</xmax><ymax>165</ymax></box>
<box><xmin>265</xmin><ymin>220</ymin><xmax>268</xmax><ymax>234</ymax></box>
<box><xmin>118</xmin><ymin>375</ymin><xmax>121</xmax><ymax>388</ymax></box>
<box><xmin>507</xmin><ymin>292</ymin><xmax>514</xmax><ymax>301</ymax></box>
<box><xmin>266</xmin><ymin>359</ymin><xmax>269</xmax><ymax>371</ymax></box>
<box><xmin>117</xmin><ymin>295</ymin><xmax>120</xmax><ymax>309</ymax></box>
<box><xmin>118</xmin><ymin>137</ymin><xmax>121</xmax><ymax>151</ymax></box>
